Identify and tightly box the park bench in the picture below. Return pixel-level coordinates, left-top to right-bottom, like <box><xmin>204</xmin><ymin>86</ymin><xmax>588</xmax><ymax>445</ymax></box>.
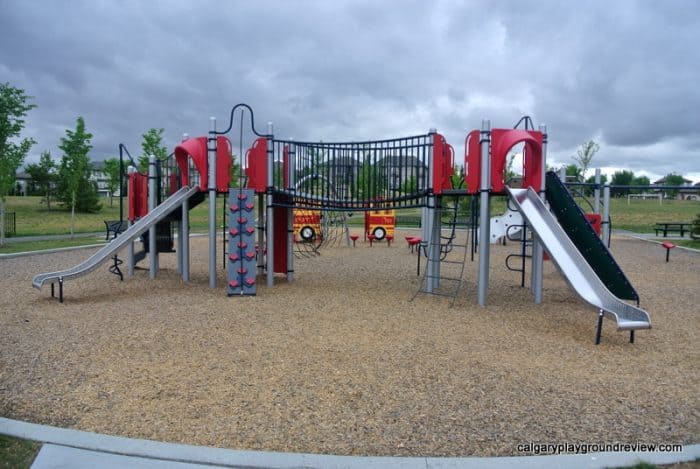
<box><xmin>104</xmin><ymin>220</ymin><xmax>128</xmax><ymax>240</ymax></box>
<box><xmin>654</xmin><ymin>222</ymin><xmax>691</xmax><ymax>237</ymax></box>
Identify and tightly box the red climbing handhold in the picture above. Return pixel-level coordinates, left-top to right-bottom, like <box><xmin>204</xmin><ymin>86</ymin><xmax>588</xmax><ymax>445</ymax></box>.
<box><xmin>237</xmin><ymin>267</ymin><xmax>248</xmax><ymax>275</ymax></box>
<box><xmin>229</xmin><ymin>253</ymin><xmax>240</xmax><ymax>262</ymax></box>
<box><xmin>244</xmin><ymin>278</ymin><xmax>256</xmax><ymax>286</ymax></box>
<box><xmin>237</xmin><ymin>193</ymin><xmax>248</xmax><ymax>200</ymax></box>
<box><xmin>229</xmin><ymin>228</ymin><xmax>239</xmax><ymax>236</ymax></box>
<box><xmin>245</xmin><ymin>202</ymin><xmax>255</xmax><ymax>210</ymax></box>
<box><xmin>245</xmin><ymin>227</ymin><xmax>255</xmax><ymax>235</ymax></box>
<box><xmin>229</xmin><ymin>204</ymin><xmax>239</xmax><ymax>212</ymax></box>
<box><xmin>244</xmin><ymin>251</ymin><xmax>256</xmax><ymax>260</ymax></box>
<box><xmin>238</xmin><ymin>241</ymin><xmax>247</xmax><ymax>249</ymax></box>
<box><xmin>228</xmin><ymin>280</ymin><xmax>240</xmax><ymax>288</ymax></box>
<box><xmin>238</xmin><ymin>217</ymin><xmax>248</xmax><ymax>224</ymax></box>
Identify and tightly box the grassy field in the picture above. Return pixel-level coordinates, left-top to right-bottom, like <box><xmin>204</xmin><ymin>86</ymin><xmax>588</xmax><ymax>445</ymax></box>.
<box><xmin>0</xmin><ymin>435</ymin><xmax>40</xmax><ymax>469</ymax></box>
<box><xmin>2</xmin><ymin>195</ymin><xmax>221</xmax><ymax>237</ymax></box>
<box><xmin>1</xmin><ymin>194</ymin><xmax>698</xmax><ymax>253</ymax></box>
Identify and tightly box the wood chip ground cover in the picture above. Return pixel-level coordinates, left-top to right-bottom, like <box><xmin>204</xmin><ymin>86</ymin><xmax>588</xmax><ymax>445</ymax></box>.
<box><xmin>0</xmin><ymin>232</ymin><xmax>697</xmax><ymax>457</ymax></box>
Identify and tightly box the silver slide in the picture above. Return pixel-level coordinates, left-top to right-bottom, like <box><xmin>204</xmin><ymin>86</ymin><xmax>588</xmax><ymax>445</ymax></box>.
<box><xmin>506</xmin><ymin>187</ymin><xmax>651</xmax><ymax>331</ymax></box>
<box><xmin>32</xmin><ymin>185</ymin><xmax>200</xmax><ymax>290</ymax></box>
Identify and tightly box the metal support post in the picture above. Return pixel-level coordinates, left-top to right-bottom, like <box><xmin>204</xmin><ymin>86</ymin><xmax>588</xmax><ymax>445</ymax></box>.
<box><xmin>266</xmin><ymin>122</ymin><xmax>275</xmax><ymax>287</ymax></box>
<box><xmin>595</xmin><ymin>310</ymin><xmax>604</xmax><ymax>345</ymax></box>
<box><xmin>148</xmin><ymin>155</ymin><xmax>157</xmax><ymax>279</ymax></box>
<box><xmin>287</xmin><ymin>139</ymin><xmax>295</xmax><ymax>282</ymax></box>
<box><xmin>208</xmin><ymin>117</ymin><xmax>217</xmax><ymax>288</ymax></box>
<box><xmin>530</xmin><ymin>124</ymin><xmax>547</xmax><ymax>304</ymax></box>
<box><xmin>181</xmin><ymin>195</ymin><xmax>190</xmax><ymax>282</ymax></box>
<box><xmin>603</xmin><ymin>183</ymin><xmax>611</xmax><ymax>246</ymax></box>
<box><xmin>594</xmin><ymin>168</ymin><xmax>601</xmax><ymax>214</ymax></box>
<box><xmin>126</xmin><ymin>166</ymin><xmax>135</xmax><ymax>278</ymax></box>
<box><xmin>477</xmin><ymin>119</ymin><xmax>491</xmax><ymax>306</ymax></box>
<box><xmin>257</xmin><ymin>195</ymin><xmax>265</xmax><ymax>276</ymax></box>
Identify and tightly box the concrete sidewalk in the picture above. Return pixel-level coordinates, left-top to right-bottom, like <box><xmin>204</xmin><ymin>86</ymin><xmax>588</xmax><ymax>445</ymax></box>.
<box><xmin>1</xmin><ymin>418</ymin><xmax>698</xmax><ymax>469</ymax></box>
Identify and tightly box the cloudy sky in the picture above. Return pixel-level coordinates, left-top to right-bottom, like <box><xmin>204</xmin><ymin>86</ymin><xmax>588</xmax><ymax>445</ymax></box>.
<box><xmin>2</xmin><ymin>0</ymin><xmax>699</xmax><ymax>182</ymax></box>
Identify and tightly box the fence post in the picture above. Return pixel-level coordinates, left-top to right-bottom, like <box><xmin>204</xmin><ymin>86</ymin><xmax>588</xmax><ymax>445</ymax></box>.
<box><xmin>603</xmin><ymin>183</ymin><xmax>611</xmax><ymax>246</ymax></box>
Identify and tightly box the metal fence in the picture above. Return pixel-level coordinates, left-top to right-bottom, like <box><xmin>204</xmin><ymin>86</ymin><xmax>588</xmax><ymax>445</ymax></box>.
<box><xmin>271</xmin><ymin>134</ymin><xmax>434</xmax><ymax>211</ymax></box>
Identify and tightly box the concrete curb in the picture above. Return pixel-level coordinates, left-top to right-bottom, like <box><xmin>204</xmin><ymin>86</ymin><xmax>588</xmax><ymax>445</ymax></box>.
<box><xmin>1</xmin><ymin>418</ymin><xmax>698</xmax><ymax>469</ymax></box>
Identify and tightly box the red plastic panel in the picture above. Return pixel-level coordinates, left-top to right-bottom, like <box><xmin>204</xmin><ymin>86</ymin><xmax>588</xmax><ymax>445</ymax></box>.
<box><xmin>245</xmin><ymin>137</ymin><xmax>268</xmax><ymax>193</ymax></box>
<box><xmin>432</xmin><ymin>133</ymin><xmax>444</xmax><ymax>194</ymax></box>
<box><xmin>216</xmin><ymin>136</ymin><xmax>232</xmax><ymax>192</ymax></box>
<box><xmin>272</xmin><ymin>195</ymin><xmax>290</xmax><ymax>274</ymax></box>
<box><xmin>442</xmin><ymin>142</ymin><xmax>455</xmax><ymax>190</ymax></box>
<box><xmin>174</xmin><ymin>137</ymin><xmax>208</xmax><ymax>189</ymax></box>
<box><xmin>584</xmin><ymin>213</ymin><xmax>602</xmax><ymax>235</ymax></box>
<box><xmin>127</xmin><ymin>172</ymin><xmax>148</xmax><ymax>221</ymax></box>
<box><xmin>463</xmin><ymin>130</ymin><xmax>481</xmax><ymax>194</ymax></box>
<box><xmin>490</xmin><ymin>129</ymin><xmax>543</xmax><ymax>194</ymax></box>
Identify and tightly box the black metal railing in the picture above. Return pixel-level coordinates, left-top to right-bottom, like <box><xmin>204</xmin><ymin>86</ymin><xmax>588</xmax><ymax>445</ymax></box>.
<box><xmin>270</xmin><ymin>134</ymin><xmax>434</xmax><ymax>210</ymax></box>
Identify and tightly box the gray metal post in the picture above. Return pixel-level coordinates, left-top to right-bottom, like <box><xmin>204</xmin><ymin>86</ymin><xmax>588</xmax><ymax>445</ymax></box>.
<box><xmin>148</xmin><ymin>155</ymin><xmax>157</xmax><ymax>279</ymax></box>
<box><xmin>176</xmin><ymin>133</ymin><xmax>188</xmax><ymax>276</ymax></box>
<box><xmin>180</xmin><ymin>133</ymin><xmax>190</xmax><ymax>281</ymax></box>
<box><xmin>266</xmin><ymin>122</ymin><xmax>275</xmax><ymax>287</ymax></box>
<box><xmin>208</xmin><ymin>117</ymin><xmax>217</xmax><ymax>288</ymax></box>
<box><xmin>425</xmin><ymin>129</ymin><xmax>439</xmax><ymax>292</ymax></box>
<box><xmin>257</xmin><ymin>195</ymin><xmax>265</xmax><ymax>276</ymax></box>
<box><xmin>127</xmin><ymin>165</ymin><xmax>135</xmax><ymax>278</ymax></box>
<box><xmin>559</xmin><ymin>166</ymin><xmax>566</xmax><ymax>182</ymax></box>
<box><xmin>477</xmin><ymin>119</ymin><xmax>491</xmax><ymax>306</ymax></box>
<box><xmin>530</xmin><ymin>124</ymin><xmax>547</xmax><ymax>304</ymax></box>
<box><xmin>287</xmin><ymin>139</ymin><xmax>295</xmax><ymax>282</ymax></box>
<box><xmin>594</xmin><ymin>168</ymin><xmax>601</xmax><ymax>214</ymax></box>
<box><xmin>181</xmin><ymin>194</ymin><xmax>190</xmax><ymax>282</ymax></box>
<box><xmin>603</xmin><ymin>183</ymin><xmax>611</xmax><ymax>246</ymax></box>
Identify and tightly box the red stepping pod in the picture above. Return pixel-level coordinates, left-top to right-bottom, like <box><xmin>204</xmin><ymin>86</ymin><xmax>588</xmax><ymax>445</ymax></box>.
<box><xmin>662</xmin><ymin>241</ymin><xmax>676</xmax><ymax>262</ymax></box>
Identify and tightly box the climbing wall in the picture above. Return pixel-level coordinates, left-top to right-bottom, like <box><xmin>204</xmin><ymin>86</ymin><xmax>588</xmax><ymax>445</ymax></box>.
<box><xmin>227</xmin><ymin>188</ymin><xmax>257</xmax><ymax>296</ymax></box>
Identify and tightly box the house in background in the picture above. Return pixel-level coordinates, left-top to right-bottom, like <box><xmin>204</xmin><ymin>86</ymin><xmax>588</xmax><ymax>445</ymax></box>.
<box><xmin>14</xmin><ymin>162</ymin><xmax>114</xmax><ymax>198</ymax></box>
<box><xmin>652</xmin><ymin>176</ymin><xmax>699</xmax><ymax>200</ymax></box>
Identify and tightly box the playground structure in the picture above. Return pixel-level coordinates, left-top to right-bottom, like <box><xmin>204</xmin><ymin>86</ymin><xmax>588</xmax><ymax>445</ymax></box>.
<box><xmin>31</xmin><ymin>104</ymin><xmax>651</xmax><ymax>343</ymax></box>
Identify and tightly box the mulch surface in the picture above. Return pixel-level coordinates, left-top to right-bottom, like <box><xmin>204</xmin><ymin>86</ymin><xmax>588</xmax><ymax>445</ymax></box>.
<box><xmin>0</xmin><ymin>231</ymin><xmax>698</xmax><ymax>457</ymax></box>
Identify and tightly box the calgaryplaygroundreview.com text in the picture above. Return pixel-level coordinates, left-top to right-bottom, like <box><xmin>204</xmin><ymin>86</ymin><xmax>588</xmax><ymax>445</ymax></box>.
<box><xmin>516</xmin><ymin>442</ymin><xmax>684</xmax><ymax>455</ymax></box>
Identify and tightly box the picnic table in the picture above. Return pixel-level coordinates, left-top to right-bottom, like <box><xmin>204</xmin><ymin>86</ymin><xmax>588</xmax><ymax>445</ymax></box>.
<box><xmin>654</xmin><ymin>222</ymin><xmax>691</xmax><ymax>237</ymax></box>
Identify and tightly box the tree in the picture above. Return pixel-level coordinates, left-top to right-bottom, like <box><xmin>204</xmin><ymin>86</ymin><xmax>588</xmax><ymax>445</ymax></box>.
<box><xmin>57</xmin><ymin>117</ymin><xmax>101</xmax><ymax>236</ymax></box>
<box><xmin>0</xmin><ymin>83</ymin><xmax>36</xmax><ymax>246</ymax></box>
<box><xmin>610</xmin><ymin>169</ymin><xmax>635</xmax><ymax>196</ymax></box>
<box><xmin>26</xmin><ymin>151</ymin><xmax>56</xmax><ymax>210</ymax></box>
<box><xmin>572</xmin><ymin>140</ymin><xmax>599</xmax><ymax>181</ymax></box>
<box><xmin>102</xmin><ymin>158</ymin><xmax>121</xmax><ymax>206</ymax></box>
<box><xmin>564</xmin><ymin>163</ymin><xmax>582</xmax><ymax>182</ymax></box>
<box><xmin>138</xmin><ymin>128</ymin><xmax>168</xmax><ymax>172</ymax></box>
<box><xmin>664</xmin><ymin>173</ymin><xmax>686</xmax><ymax>199</ymax></box>
<box><xmin>632</xmin><ymin>175</ymin><xmax>650</xmax><ymax>194</ymax></box>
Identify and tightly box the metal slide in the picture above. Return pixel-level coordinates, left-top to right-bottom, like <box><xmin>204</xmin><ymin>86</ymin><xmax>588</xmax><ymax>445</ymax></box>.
<box><xmin>32</xmin><ymin>185</ymin><xmax>200</xmax><ymax>290</ymax></box>
<box><xmin>506</xmin><ymin>187</ymin><xmax>651</xmax><ymax>331</ymax></box>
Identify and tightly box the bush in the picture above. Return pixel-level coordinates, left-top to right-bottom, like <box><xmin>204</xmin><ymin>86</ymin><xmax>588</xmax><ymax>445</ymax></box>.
<box><xmin>691</xmin><ymin>213</ymin><xmax>700</xmax><ymax>240</ymax></box>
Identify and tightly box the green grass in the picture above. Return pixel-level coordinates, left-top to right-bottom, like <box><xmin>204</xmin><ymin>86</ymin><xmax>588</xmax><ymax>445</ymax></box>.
<box><xmin>2</xmin><ymin>195</ymin><xmax>223</xmax><ymax>237</ymax></box>
<box><xmin>0</xmin><ymin>435</ymin><xmax>40</xmax><ymax>469</ymax></box>
<box><xmin>2</xmin><ymin>194</ymin><xmax>699</xmax><ymax>254</ymax></box>
<box><xmin>0</xmin><ymin>237</ymin><xmax>107</xmax><ymax>254</ymax></box>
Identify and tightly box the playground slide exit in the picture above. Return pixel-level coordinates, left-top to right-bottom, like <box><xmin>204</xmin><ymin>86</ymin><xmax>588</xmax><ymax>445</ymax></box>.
<box><xmin>32</xmin><ymin>185</ymin><xmax>201</xmax><ymax>291</ymax></box>
<box><xmin>506</xmin><ymin>187</ymin><xmax>651</xmax><ymax>331</ymax></box>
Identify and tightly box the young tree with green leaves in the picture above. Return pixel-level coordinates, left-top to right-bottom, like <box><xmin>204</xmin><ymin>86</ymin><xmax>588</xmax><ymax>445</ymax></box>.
<box><xmin>26</xmin><ymin>151</ymin><xmax>56</xmax><ymax>210</ymax></box>
<box><xmin>57</xmin><ymin>117</ymin><xmax>101</xmax><ymax>236</ymax></box>
<box><xmin>664</xmin><ymin>173</ymin><xmax>686</xmax><ymax>199</ymax></box>
<box><xmin>572</xmin><ymin>140</ymin><xmax>599</xmax><ymax>181</ymax></box>
<box><xmin>102</xmin><ymin>158</ymin><xmax>121</xmax><ymax>206</ymax></box>
<box><xmin>564</xmin><ymin>163</ymin><xmax>582</xmax><ymax>182</ymax></box>
<box><xmin>0</xmin><ymin>83</ymin><xmax>36</xmax><ymax>246</ymax></box>
<box><xmin>611</xmin><ymin>169</ymin><xmax>635</xmax><ymax>196</ymax></box>
<box><xmin>139</xmin><ymin>128</ymin><xmax>168</xmax><ymax>172</ymax></box>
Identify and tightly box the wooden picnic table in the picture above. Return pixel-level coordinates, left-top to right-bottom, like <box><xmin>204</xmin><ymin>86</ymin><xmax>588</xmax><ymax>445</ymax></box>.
<box><xmin>654</xmin><ymin>222</ymin><xmax>691</xmax><ymax>237</ymax></box>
